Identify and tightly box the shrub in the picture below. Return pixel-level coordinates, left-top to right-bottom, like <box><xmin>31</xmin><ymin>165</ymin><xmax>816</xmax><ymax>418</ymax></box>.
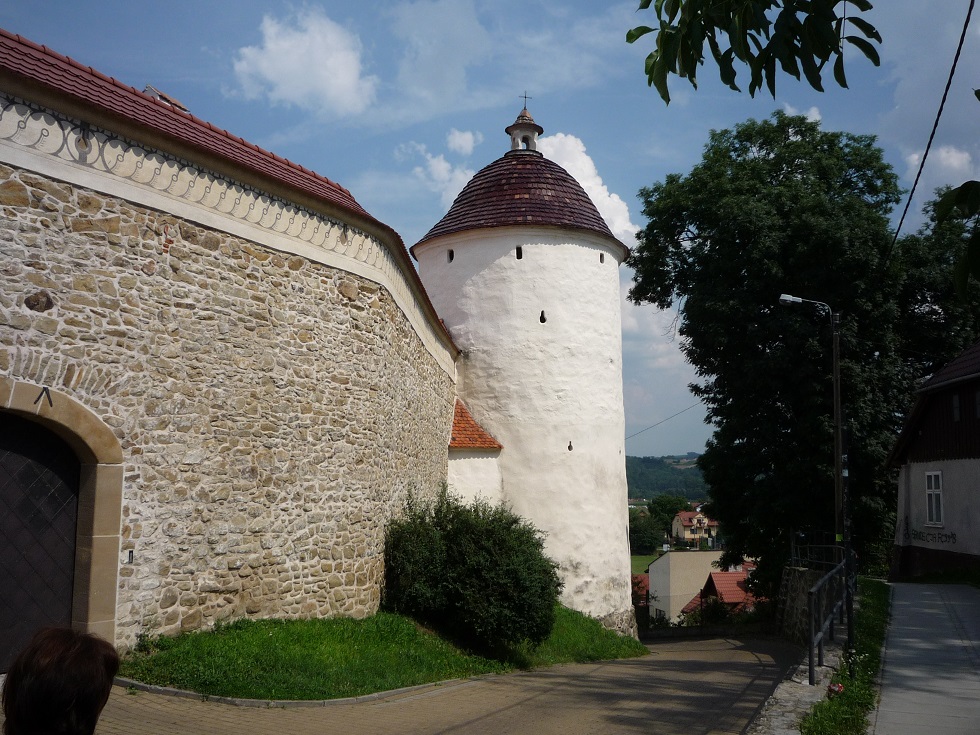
<box><xmin>383</xmin><ymin>488</ymin><xmax>562</xmax><ymax>652</ymax></box>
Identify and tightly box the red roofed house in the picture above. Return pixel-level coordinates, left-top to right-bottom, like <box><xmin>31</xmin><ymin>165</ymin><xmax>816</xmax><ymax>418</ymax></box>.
<box><xmin>672</xmin><ymin>509</ymin><xmax>719</xmax><ymax>547</ymax></box>
<box><xmin>890</xmin><ymin>340</ymin><xmax>980</xmax><ymax>578</ymax></box>
<box><xmin>0</xmin><ymin>28</ymin><xmax>637</xmax><ymax>665</ymax></box>
<box><xmin>681</xmin><ymin>564</ymin><xmax>758</xmax><ymax>619</ymax></box>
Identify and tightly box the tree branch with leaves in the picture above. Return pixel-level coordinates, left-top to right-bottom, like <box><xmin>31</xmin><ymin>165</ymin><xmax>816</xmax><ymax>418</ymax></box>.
<box><xmin>627</xmin><ymin>0</ymin><xmax>882</xmax><ymax>103</ymax></box>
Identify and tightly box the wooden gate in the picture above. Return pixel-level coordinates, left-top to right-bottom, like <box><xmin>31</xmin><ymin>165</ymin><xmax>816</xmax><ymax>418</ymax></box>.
<box><xmin>0</xmin><ymin>414</ymin><xmax>80</xmax><ymax>672</ymax></box>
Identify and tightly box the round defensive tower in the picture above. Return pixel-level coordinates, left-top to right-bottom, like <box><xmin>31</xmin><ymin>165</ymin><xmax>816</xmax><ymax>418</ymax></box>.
<box><xmin>412</xmin><ymin>109</ymin><xmax>634</xmax><ymax>633</ymax></box>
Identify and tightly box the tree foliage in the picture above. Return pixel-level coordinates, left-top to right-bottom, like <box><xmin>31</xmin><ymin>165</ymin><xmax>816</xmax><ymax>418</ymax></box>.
<box><xmin>627</xmin><ymin>0</ymin><xmax>881</xmax><ymax>104</ymax></box>
<box><xmin>627</xmin><ymin>112</ymin><xmax>979</xmax><ymax>594</ymax></box>
<box><xmin>383</xmin><ymin>488</ymin><xmax>563</xmax><ymax>652</ymax></box>
<box><xmin>629</xmin><ymin>493</ymin><xmax>693</xmax><ymax>553</ymax></box>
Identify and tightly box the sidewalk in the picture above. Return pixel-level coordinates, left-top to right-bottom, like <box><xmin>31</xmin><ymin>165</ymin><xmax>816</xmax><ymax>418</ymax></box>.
<box><xmin>871</xmin><ymin>583</ymin><xmax>980</xmax><ymax>735</ymax></box>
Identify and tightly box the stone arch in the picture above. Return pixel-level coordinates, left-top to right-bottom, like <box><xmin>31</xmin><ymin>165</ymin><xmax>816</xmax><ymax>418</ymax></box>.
<box><xmin>0</xmin><ymin>376</ymin><xmax>122</xmax><ymax>645</ymax></box>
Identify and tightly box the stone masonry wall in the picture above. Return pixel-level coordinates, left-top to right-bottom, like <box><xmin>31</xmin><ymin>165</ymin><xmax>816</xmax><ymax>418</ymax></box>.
<box><xmin>0</xmin><ymin>162</ymin><xmax>455</xmax><ymax>648</ymax></box>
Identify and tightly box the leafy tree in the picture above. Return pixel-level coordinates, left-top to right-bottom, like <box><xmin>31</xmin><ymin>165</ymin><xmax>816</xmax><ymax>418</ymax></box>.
<box><xmin>647</xmin><ymin>494</ymin><xmax>693</xmax><ymax>542</ymax></box>
<box><xmin>626</xmin><ymin>0</ymin><xmax>881</xmax><ymax>103</ymax></box>
<box><xmin>629</xmin><ymin>508</ymin><xmax>662</xmax><ymax>554</ymax></box>
<box><xmin>628</xmin><ymin>112</ymin><xmax>923</xmax><ymax>594</ymax></box>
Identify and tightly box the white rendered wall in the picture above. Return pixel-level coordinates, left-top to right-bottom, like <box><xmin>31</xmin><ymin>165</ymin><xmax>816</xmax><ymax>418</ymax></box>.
<box><xmin>416</xmin><ymin>226</ymin><xmax>633</xmax><ymax>623</ymax></box>
<box><xmin>647</xmin><ymin>551</ymin><xmax>722</xmax><ymax>621</ymax></box>
<box><xmin>894</xmin><ymin>459</ymin><xmax>980</xmax><ymax>558</ymax></box>
<box><xmin>448</xmin><ymin>451</ymin><xmax>503</xmax><ymax>505</ymax></box>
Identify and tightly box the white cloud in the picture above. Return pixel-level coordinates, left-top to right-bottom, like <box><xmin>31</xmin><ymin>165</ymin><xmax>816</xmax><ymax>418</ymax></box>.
<box><xmin>400</xmin><ymin>142</ymin><xmax>475</xmax><ymax>209</ymax></box>
<box><xmin>447</xmin><ymin>129</ymin><xmax>483</xmax><ymax>156</ymax></box>
<box><xmin>782</xmin><ymin>103</ymin><xmax>822</xmax><ymax>122</ymax></box>
<box><xmin>904</xmin><ymin>144</ymin><xmax>977</xmax><ymax>203</ymax></box>
<box><xmin>233</xmin><ymin>8</ymin><xmax>378</xmax><ymax>117</ymax></box>
<box><xmin>538</xmin><ymin>132</ymin><xmax>639</xmax><ymax>244</ymax></box>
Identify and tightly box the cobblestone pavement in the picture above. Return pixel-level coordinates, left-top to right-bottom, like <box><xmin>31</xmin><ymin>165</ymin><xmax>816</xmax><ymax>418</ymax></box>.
<box><xmin>34</xmin><ymin>637</ymin><xmax>799</xmax><ymax>735</ymax></box>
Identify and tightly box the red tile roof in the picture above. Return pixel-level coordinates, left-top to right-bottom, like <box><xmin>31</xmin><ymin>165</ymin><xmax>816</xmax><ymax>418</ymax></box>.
<box><xmin>681</xmin><ymin>569</ymin><xmax>758</xmax><ymax>615</ymax></box>
<box><xmin>450</xmin><ymin>400</ymin><xmax>502</xmax><ymax>450</ymax></box>
<box><xmin>412</xmin><ymin>149</ymin><xmax>626</xmax><ymax>256</ymax></box>
<box><xmin>675</xmin><ymin>510</ymin><xmax>719</xmax><ymax>528</ymax></box>
<box><xmin>0</xmin><ymin>29</ymin><xmax>375</xmax><ymax>220</ymax></box>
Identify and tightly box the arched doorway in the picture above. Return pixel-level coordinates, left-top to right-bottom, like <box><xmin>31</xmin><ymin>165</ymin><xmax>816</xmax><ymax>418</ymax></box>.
<box><xmin>0</xmin><ymin>414</ymin><xmax>80</xmax><ymax>671</ymax></box>
<box><xmin>0</xmin><ymin>378</ymin><xmax>123</xmax><ymax>668</ymax></box>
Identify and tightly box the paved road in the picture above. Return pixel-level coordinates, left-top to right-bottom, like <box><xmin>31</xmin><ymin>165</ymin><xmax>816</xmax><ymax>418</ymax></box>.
<box><xmin>871</xmin><ymin>583</ymin><xmax>980</xmax><ymax>735</ymax></box>
<box><xmin>87</xmin><ymin>637</ymin><xmax>797</xmax><ymax>735</ymax></box>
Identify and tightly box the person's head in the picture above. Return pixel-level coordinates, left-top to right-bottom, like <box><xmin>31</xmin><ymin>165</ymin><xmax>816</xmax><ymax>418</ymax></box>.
<box><xmin>2</xmin><ymin>627</ymin><xmax>119</xmax><ymax>735</ymax></box>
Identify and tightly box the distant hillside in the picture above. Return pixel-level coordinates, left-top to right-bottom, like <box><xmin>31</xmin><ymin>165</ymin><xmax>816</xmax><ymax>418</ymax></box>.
<box><xmin>626</xmin><ymin>455</ymin><xmax>706</xmax><ymax>500</ymax></box>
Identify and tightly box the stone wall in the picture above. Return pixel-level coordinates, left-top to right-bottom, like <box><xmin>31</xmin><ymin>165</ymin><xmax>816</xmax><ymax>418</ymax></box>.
<box><xmin>0</xmin><ymin>162</ymin><xmax>455</xmax><ymax>648</ymax></box>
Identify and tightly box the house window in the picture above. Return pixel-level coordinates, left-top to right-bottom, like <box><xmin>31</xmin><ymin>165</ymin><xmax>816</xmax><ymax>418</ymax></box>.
<box><xmin>953</xmin><ymin>394</ymin><xmax>961</xmax><ymax>422</ymax></box>
<box><xmin>926</xmin><ymin>471</ymin><xmax>943</xmax><ymax>525</ymax></box>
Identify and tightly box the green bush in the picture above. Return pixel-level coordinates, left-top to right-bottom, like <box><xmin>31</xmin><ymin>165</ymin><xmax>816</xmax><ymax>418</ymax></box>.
<box><xmin>383</xmin><ymin>488</ymin><xmax>563</xmax><ymax>652</ymax></box>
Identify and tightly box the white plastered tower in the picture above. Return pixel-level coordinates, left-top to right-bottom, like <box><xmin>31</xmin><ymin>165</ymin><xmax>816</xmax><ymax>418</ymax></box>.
<box><xmin>412</xmin><ymin>110</ymin><xmax>635</xmax><ymax>634</ymax></box>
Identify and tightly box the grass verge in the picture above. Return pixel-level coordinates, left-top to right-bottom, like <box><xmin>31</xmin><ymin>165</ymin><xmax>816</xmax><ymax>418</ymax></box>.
<box><xmin>799</xmin><ymin>578</ymin><xmax>890</xmax><ymax>735</ymax></box>
<box><xmin>120</xmin><ymin>606</ymin><xmax>647</xmax><ymax>701</ymax></box>
<box><xmin>631</xmin><ymin>554</ymin><xmax>661</xmax><ymax>574</ymax></box>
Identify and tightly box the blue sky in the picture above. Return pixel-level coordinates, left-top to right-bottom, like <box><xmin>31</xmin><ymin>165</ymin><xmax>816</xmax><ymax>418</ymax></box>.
<box><xmin>4</xmin><ymin>1</ymin><xmax>978</xmax><ymax>457</ymax></box>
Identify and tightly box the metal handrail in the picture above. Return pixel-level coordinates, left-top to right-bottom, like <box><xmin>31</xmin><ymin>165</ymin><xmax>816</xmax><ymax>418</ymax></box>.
<box><xmin>807</xmin><ymin>553</ymin><xmax>854</xmax><ymax>685</ymax></box>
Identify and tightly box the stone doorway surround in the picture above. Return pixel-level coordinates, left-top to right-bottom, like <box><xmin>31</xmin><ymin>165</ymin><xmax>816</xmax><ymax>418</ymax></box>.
<box><xmin>0</xmin><ymin>376</ymin><xmax>122</xmax><ymax>645</ymax></box>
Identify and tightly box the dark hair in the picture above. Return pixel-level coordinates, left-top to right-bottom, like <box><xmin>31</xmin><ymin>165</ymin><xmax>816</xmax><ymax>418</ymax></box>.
<box><xmin>2</xmin><ymin>628</ymin><xmax>119</xmax><ymax>735</ymax></box>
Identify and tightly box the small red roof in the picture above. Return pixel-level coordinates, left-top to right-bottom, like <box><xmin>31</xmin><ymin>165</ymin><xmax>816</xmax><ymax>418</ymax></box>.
<box><xmin>681</xmin><ymin>569</ymin><xmax>758</xmax><ymax>615</ymax></box>
<box><xmin>450</xmin><ymin>400</ymin><xmax>502</xmax><ymax>451</ymax></box>
<box><xmin>675</xmin><ymin>510</ymin><xmax>719</xmax><ymax>527</ymax></box>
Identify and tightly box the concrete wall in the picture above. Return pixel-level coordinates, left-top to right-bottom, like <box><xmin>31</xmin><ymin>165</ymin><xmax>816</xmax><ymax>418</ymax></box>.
<box><xmin>0</xmin><ymin>94</ymin><xmax>456</xmax><ymax>648</ymax></box>
<box><xmin>448</xmin><ymin>450</ymin><xmax>503</xmax><ymax>505</ymax></box>
<box><xmin>647</xmin><ymin>551</ymin><xmax>722</xmax><ymax>621</ymax></box>
<box><xmin>893</xmin><ymin>458</ymin><xmax>980</xmax><ymax>576</ymax></box>
<box><xmin>416</xmin><ymin>226</ymin><xmax>633</xmax><ymax>632</ymax></box>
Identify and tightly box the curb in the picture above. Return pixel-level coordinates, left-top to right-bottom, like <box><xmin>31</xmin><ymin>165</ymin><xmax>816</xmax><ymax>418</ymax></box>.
<box><xmin>113</xmin><ymin>675</ymin><xmax>480</xmax><ymax>708</ymax></box>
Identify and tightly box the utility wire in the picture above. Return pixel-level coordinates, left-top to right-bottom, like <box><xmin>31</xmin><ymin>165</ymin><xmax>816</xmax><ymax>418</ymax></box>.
<box><xmin>626</xmin><ymin>402</ymin><xmax>701</xmax><ymax>441</ymax></box>
<box><xmin>888</xmin><ymin>0</ymin><xmax>976</xmax><ymax>255</ymax></box>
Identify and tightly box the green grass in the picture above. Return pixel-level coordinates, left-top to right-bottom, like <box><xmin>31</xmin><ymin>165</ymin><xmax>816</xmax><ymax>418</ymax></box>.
<box><xmin>631</xmin><ymin>553</ymin><xmax>661</xmax><ymax>574</ymax></box>
<box><xmin>120</xmin><ymin>607</ymin><xmax>648</xmax><ymax>701</ymax></box>
<box><xmin>799</xmin><ymin>578</ymin><xmax>891</xmax><ymax>735</ymax></box>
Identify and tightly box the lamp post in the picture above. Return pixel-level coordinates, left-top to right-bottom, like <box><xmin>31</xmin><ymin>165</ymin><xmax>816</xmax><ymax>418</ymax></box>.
<box><xmin>779</xmin><ymin>293</ymin><xmax>853</xmax><ymax>658</ymax></box>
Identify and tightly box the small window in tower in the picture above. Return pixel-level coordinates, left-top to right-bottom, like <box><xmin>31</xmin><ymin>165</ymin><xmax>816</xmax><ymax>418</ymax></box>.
<box><xmin>516</xmin><ymin>246</ymin><xmax>523</xmax><ymax>260</ymax></box>
<box><xmin>539</xmin><ymin>310</ymin><xmax>547</xmax><ymax>323</ymax></box>
<box><xmin>600</xmin><ymin>253</ymin><xmax>605</xmax><ymax>264</ymax></box>
<box><xmin>448</xmin><ymin>249</ymin><xmax>454</xmax><ymax>263</ymax></box>
<box><xmin>522</xmin><ymin>136</ymin><xmax>531</xmax><ymax>149</ymax></box>
<box><xmin>567</xmin><ymin>441</ymin><xmax>573</xmax><ymax>451</ymax></box>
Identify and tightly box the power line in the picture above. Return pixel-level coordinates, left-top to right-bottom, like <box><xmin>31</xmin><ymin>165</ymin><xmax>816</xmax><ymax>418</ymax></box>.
<box><xmin>626</xmin><ymin>402</ymin><xmax>702</xmax><ymax>441</ymax></box>
<box><xmin>888</xmin><ymin>0</ymin><xmax>976</xmax><ymax>254</ymax></box>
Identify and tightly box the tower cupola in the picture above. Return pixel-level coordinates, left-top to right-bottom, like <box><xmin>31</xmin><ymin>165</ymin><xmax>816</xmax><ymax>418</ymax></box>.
<box><xmin>505</xmin><ymin>107</ymin><xmax>544</xmax><ymax>152</ymax></box>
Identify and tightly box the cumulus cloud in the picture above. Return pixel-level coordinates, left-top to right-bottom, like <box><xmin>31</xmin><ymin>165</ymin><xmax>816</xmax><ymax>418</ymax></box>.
<box><xmin>905</xmin><ymin>145</ymin><xmax>974</xmax><ymax>182</ymax></box>
<box><xmin>447</xmin><ymin>129</ymin><xmax>484</xmax><ymax>156</ymax></box>
<box><xmin>233</xmin><ymin>8</ymin><xmax>378</xmax><ymax>117</ymax></box>
<box><xmin>782</xmin><ymin>103</ymin><xmax>822</xmax><ymax>122</ymax></box>
<box><xmin>538</xmin><ymin>132</ymin><xmax>639</xmax><ymax>244</ymax></box>
<box><xmin>399</xmin><ymin>142</ymin><xmax>475</xmax><ymax>209</ymax></box>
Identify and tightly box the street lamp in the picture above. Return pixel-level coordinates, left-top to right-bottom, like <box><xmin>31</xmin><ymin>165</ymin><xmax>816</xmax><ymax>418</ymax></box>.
<box><xmin>779</xmin><ymin>293</ymin><xmax>853</xmax><ymax>656</ymax></box>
